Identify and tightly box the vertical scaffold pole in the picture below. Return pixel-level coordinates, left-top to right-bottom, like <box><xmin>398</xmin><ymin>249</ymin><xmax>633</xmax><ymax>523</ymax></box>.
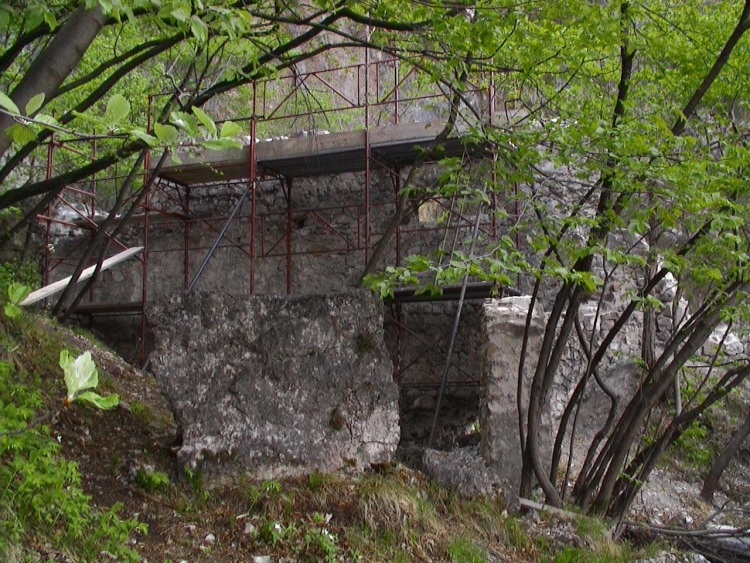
<box><xmin>364</xmin><ymin>40</ymin><xmax>371</xmax><ymax>265</ymax></box>
<box><xmin>394</xmin><ymin>59</ymin><xmax>399</xmax><ymax>125</ymax></box>
<box><xmin>249</xmin><ymin>81</ymin><xmax>257</xmax><ymax>294</ymax></box>
<box><xmin>183</xmin><ymin>186</ymin><xmax>190</xmax><ymax>291</ymax></box>
<box><xmin>285</xmin><ymin>178</ymin><xmax>292</xmax><ymax>295</ymax></box>
<box><xmin>140</xmin><ymin>95</ymin><xmax>152</xmax><ymax>367</ymax></box>
<box><xmin>44</xmin><ymin>134</ymin><xmax>54</xmax><ymax>289</ymax></box>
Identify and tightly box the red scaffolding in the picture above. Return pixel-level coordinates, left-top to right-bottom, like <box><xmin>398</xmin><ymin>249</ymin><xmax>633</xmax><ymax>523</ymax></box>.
<box><xmin>40</xmin><ymin>55</ymin><xmax>512</xmax><ymax>380</ymax></box>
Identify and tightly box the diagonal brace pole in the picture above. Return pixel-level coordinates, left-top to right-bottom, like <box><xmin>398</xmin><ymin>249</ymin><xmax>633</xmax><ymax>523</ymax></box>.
<box><xmin>187</xmin><ymin>183</ymin><xmax>252</xmax><ymax>292</ymax></box>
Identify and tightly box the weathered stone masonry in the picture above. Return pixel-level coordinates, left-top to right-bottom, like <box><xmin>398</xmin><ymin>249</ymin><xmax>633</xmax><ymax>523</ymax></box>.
<box><xmin>149</xmin><ymin>290</ymin><xmax>399</xmax><ymax>481</ymax></box>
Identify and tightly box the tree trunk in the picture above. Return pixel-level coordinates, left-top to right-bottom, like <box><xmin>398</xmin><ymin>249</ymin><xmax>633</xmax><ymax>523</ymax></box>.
<box><xmin>0</xmin><ymin>5</ymin><xmax>106</xmax><ymax>158</ymax></box>
<box><xmin>700</xmin><ymin>412</ymin><xmax>750</xmax><ymax>503</ymax></box>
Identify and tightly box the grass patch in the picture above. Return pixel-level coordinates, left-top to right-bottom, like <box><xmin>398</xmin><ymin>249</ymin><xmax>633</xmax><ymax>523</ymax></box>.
<box><xmin>448</xmin><ymin>537</ymin><xmax>486</xmax><ymax>562</ymax></box>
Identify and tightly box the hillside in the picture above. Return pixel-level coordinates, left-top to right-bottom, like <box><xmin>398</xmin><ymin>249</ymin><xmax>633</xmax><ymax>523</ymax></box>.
<box><xmin>2</xmin><ymin>308</ymin><xmax>750</xmax><ymax>562</ymax></box>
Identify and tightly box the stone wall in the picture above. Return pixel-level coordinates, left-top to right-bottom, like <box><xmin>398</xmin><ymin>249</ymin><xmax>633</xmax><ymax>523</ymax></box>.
<box><xmin>50</xmin><ymin>167</ymin><xmax>490</xmax><ymax>396</ymax></box>
<box><xmin>148</xmin><ymin>290</ymin><xmax>399</xmax><ymax>482</ymax></box>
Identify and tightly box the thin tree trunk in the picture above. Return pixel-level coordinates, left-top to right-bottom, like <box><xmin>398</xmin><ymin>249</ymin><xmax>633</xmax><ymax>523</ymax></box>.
<box><xmin>51</xmin><ymin>152</ymin><xmax>146</xmax><ymax>317</ymax></box>
<box><xmin>700</xmin><ymin>412</ymin><xmax>750</xmax><ymax>503</ymax></box>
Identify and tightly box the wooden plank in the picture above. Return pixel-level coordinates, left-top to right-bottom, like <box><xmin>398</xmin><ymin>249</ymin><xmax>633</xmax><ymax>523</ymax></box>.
<box><xmin>20</xmin><ymin>246</ymin><xmax>144</xmax><ymax>307</ymax></box>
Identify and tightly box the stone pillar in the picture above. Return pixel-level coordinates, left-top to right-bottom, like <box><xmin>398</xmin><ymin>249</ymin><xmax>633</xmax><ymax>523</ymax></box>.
<box><xmin>480</xmin><ymin>296</ymin><xmax>547</xmax><ymax>497</ymax></box>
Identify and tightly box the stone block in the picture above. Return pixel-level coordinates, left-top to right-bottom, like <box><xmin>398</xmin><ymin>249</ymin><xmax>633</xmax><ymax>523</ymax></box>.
<box><xmin>479</xmin><ymin>296</ymin><xmax>547</xmax><ymax>496</ymax></box>
<box><xmin>149</xmin><ymin>290</ymin><xmax>399</xmax><ymax>483</ymax></box>
<box><xmin>422</xmin><ymin>446</ymin><xmax>505</xmax><ymax>502</ymax></box>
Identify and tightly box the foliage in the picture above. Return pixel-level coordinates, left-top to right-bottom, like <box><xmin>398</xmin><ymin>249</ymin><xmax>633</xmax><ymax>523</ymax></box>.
<box><xmin>60</xmin><ymin>349</ymin><xmax>118</xmax><ymax>409</ymax></box>
<box><xmin>673</xmin><ymin>419</ymin><xmax>713</xmax><ymax>469</ymax></box>
<box><xmin>0</xmin><ymin>284</ymin><xmax>147</xmax><ymax>559</ymax></box>
<box><xmin>304</xmin><ymin>527</ymin><xmax>339</xmax><ymax>562</ymax></box>
<box><xmin>0</xmin><ymin>260</ymin><xmax>37</xmax><ymax>297</ymax></box>
<box><xmin>0</xmin><ymin>348</ymin><xmax>143</xmax><ymax>560</ymax></box>
<box><xmin>360</xmin><ymin>0</ymin><xmax>750</xmax><ymax>523</ymax></box>
<box><xmin>3</xmin><ymin>281</ymin><xmax>29</xmax><ymax>318</ymax></box>
<box><xmin>135</xmin><ymin>468</ymin><xmax>171</xmax><ymax>493</ymax></box>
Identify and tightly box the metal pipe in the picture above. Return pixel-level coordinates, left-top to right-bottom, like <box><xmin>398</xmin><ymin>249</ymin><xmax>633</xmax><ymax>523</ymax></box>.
<box><xmin>44</xmin><ymin>133</ymin><xmax>54</xmax><ymax>288</ymax></box>
<box><xmin>364</xmin><ymin>38</ymin><xmax>371</xmax><ymax>264</ymax></box>
<box><xmin>188</xmin><ymin>183</ymin><xmax>252</xmax><ymax>292</ymax></box>
<box><xmin>394</xmin><ymin>59</ymin><xmax>399</xmax><ymax>125</ymax></box>
<box><xmin>285</xmin><ymin>178</ymin><xmax>292</xmax><ymax>295</ymax></box>
<box><xmin>249</xmin><ymin>81</ymin><xmax>257</xmax><ymax>294</ymax></box>
<box><xmin>183</xmin><ymin>186</ymin><xmax>190</xmax><ymax>291</ymax></box>
<box><xmin>428</xmin><ymin>193</ymin><xmax>485</xmax><ymax>448</ymax></box>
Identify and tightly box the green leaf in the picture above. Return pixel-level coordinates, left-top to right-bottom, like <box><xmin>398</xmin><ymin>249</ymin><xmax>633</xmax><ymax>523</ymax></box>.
<box><xmin>192</xmin><ymin>106</ymin><xmax>217</xmax><ymax>137</ymax></box>
<box><xmin>7</xmin><ymin>282</ymin><xmax>30</xmax><ymax>305</ymax></box>
<box><xmin>75</xmin><ymin>391</ymin><xmax>119</xmax><ymax>410</ymax></box>
<box><xmin>60</xmin><ymin>350</ymin><xmax>99</xmax><ymax>403</ymax></box>
<box><xmin>34</xmin><ymin>114</ymin><xmax>60</xmax><ymax>129</ymax></box>
<box><xmin>0</xmin><ymin>8</ymin><xmax>11</xmax><ymax>31</ymax></box>
<box><xmin>171</xmin><ymin>7</ymin><xmax>190</xmax><ymax>22</ymax></box>
<box><xmin>219</xmin><ymin>120</ymin><xmax>243</xmax><ymax>138</ymax></box>
<box><xmin>200</xmin><ymin>138</ymin><xmax>242</xmax><ymax>150</ymax></box>
<box><xmin>0</xmin><ymin>91</ymin><xmax>19</xmax><ymax>114</ymax></box>
<box><xmin>106</xmin><ymin>94</ymin><xmax>130</xmax><ymax>126</ymax></box>
<box><xmin>25</xmin><ymin>93</ymin><xmax>45</xmax><ymax>115</ymax></box>
<box><xmin>5</xmin><ymin>123</ymin><xmax>36</xmax><ymax>144</ymax></box>
<box><xmin>191</xmin><ymin>15</ymin><xmax>208</xmax><ymax>42</ymax></box>
<box><xmin>3</xmin><ymin>303</ymin><xmax>21</xmax><ymax>319</ymax></box>
<box><xmin>170</xmin><ymin>111</ymin><xmax>198</xmax><ymax>136</ymax></box>
<box><xmin>154</xmin><ymin>122</ymin><xmax>178</xmax><ymax>145</ymax></box>
<box><xmin>129</xmin><ymin>129</ymin><xmax>159</xmax><ymax>147</ymax></box>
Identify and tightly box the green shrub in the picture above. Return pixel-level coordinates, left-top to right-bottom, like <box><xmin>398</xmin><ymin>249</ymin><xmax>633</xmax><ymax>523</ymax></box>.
<box><xmin>135</xmin><ymin>468</ymin><xmax>171</xmax><ymax>493</ymax></box>
<box><xmin>0</xmin><ymin>361</ymin><xmax>144</xmax><ymax>560</ymax></box>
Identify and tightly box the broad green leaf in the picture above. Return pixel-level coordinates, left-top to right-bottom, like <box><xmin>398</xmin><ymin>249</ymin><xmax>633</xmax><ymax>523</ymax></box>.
<box><xmin>3</xmin><ymin>303</ymin><xmax>21</xmax><ymax>319</ymax></box>
<box><xmin>171</xmin><ymin>7</ymin><xmax>190</xmax><ymax>22</ymax></box>
<box><xmin>0</xmin><ymin>91</ymin><xmax>19</xmax><ymax>114</ymax></box>
<box><xmin>219</xmin><ymin>120</ymin><xmax>243</xmax><ymax>138</ymax></box>
<box><xmin>200</xmin><ymin>138</ymin><xmax>242</xmax><ymax>150</ymax></box>
<box><xmin>76</xmin><ymin>391</ymin><xmax>119</xmax><ymax>410</ymax></box>
<box><xmin>25</xmin><ymin>93</ymin><xmax>45</xmax><ymax>115</ymax></box>
<box><xmin>106</xmin><ymin>94</ymin><xmax>130</xmax><ymax>126</ymax></box>
<box><xmin>191</xmin><ymin>15</ymin><xmax>208</xmax><ymax>42</ymax></box>
<box><xmin>0</xmin><ymin>8</ymin><xmax>11</xmax><ymax>31</ymax></box>
<box><xmin>129</xmin><ymin>129</ymin><xmax>159</xmax><ymax>147</ymax></box>
<box><xmin>7</xmin><ymin>282</ymin><xmax>30</xmax><ymax>305</ymax></box>
<box><xmin>60</xmin><ymin>350</ymin><xmax>99</xmax><ymax>403</ymax></box>
<box><xmin>34</xmin><ymin>114</ymin><xmax>59</xmax><ymax>128</ymax></box>
<box><xmin>154</xmin><ymin>122</ymin><xmax>178</xmax><ymax>145</ymax></box>
<box><xmin>192</xmin><ymin>106</ymin><xmax>217</xmax><ymax>137</ymax></box>
<box><xmin>170</xmin><ymin>111</ymin><xmax>198</xmax><ymax>137</ymax></box>
<box><xmin>5</xmin><ymin>123</ymin><xmax>36</xmax><ymax>144</ymax></box>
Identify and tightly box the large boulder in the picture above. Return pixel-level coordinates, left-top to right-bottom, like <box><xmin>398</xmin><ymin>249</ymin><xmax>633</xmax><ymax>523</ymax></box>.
<box><xmin>149</xmin><ymin>290</ymin><xmax>399</xmax><ymax>483</ymax></box>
